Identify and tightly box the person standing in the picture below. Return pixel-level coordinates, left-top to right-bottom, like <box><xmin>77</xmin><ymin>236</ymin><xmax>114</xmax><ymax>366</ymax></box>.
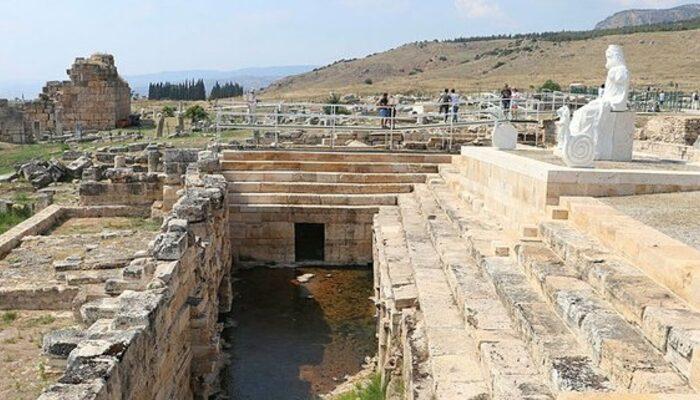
<box><xmin>245</xmin><ymin>90</ymin><xmax>258</xmax><ymax>124</ymax></box>
<box><xmin>500</xmin><ymin>84</ymin><xmax>512</xmax><ymax>115</ymax></box>
<box><xmin>438</xmin><ymin>89</ymin><xmax>451</xmax><ymax>122</ymax></box>
<box><xmin>376</xmin><ymin>93</ymin><xmax>390</xmax><ymax>129</ymax></box>
<box><xmin>598</xmin><ymin>84</ymin><xmax>605</xmax><ymax>98</ymax></box>
<box><xmin>450</xmin><ymin>89</ymin><xmax>460</xmax><ymax>122</ymax></box>
<box><xmin>659</xmin><ymin>91</ymin><xmax>666</xmax><ymax>110</ymax></box>
<box><xmin>692</xmin><ymin>91</ymin><xmax>699</xmax><ymax>110</ymax></box>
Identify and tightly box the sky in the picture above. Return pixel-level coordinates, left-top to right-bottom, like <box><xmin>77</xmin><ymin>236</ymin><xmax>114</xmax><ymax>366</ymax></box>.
<box><xmin>0</xmin><ymin>0</ymin><xmax>692</xmax><ymax>82</ymax></box>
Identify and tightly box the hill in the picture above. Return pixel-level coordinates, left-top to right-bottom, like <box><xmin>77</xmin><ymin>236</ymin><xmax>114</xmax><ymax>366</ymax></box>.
<box><xmin>264</xmin><ymin>27</ymin><xmax>700</xmax><ymax>101</ymax></box>
<box><xmin>595</xmin><ymin>4</ymin><xmax>700</xmax><ymax>30</ymax></box>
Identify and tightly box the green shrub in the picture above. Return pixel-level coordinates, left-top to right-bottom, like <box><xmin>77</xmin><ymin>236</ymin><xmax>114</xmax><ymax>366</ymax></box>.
<box><xmin>162</xmin><ymin>105</ymin><xmax>176</xmax><ymax>117</ymax></box>
<box><xmin>364</xmin><ymin>78</ymin><xmax>373</xmax><ymax>85</ymax></box>
<box><xmin>184</xmin><ymin>105</ymin><xmax>209</xmax><ymax>122</ymax></box>
<box><xmin>540</xmin><ymin>79</ymin><xmax>562</xmax><ymax>92</ymax></box>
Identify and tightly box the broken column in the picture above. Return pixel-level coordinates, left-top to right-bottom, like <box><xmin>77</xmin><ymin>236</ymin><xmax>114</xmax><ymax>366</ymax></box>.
<box><xmin>156</xmin><ymin>114</ymin><xmax>165</xmax><ymax>138</ymax></box>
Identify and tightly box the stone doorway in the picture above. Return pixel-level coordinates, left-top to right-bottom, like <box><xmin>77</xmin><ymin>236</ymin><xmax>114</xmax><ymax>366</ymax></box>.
<box><xmin>295</xmin><ymin>223</ymin><xmax>325</xmax><ymax>262</ymax></box>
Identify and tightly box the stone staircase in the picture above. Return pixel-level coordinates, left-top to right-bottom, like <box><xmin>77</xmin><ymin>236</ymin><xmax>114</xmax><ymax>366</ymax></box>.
<box><xmin>221</xmin><ymin>151</ymin><xmax>452</xmax><ymax>208</ymax></box>
<box><xmin>375</xmin><ymin>167</ymin><xmax>699</xmax><ymax>398</ymax></box>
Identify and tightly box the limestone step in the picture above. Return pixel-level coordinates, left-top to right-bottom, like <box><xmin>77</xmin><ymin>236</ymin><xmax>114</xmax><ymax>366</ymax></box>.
<box><xmin>220</xmin><ymin>160</ymin><xmax>439</xmax><ymax>174</ymax></box>
<box><xmin>396</xmin><ymin>193</ymin><xmax>492</xmax><ymax>399</ymax></box>
<box><xmin>228</xmin><ymin>204</ymin><xmax>380</xmax><ymax>217</ymax></box>
<box><xmin>228</xmin><ymin>193</ymin><xmax>397</xmax><ymax>206</ymax></box>
<box><xmin>221</xmin><ymin>150</ymin><xmax>452</xmax><ymax>164</ymax></box>
<box><xmin>410</xmin><ymin>184</ymin><xmax>595</xmax><ymax>395</ymax></box>
<box><xmin>227</xmin><ymin>182</ymin><xmax>413</xmax><ymax>195</ymax></box>
<box><xmin>424</xmin><ymin>179</ymin><xmax>694</xmax><ymax>394</ymax></box>
<box><xmin>515</xmin><ymin>243</ymin><xmax>691</xmax><ymax>393</ymax></box>
<box><xmin>539</xmin><ymin>220</ymin><xmax>700</xmax><ymax>388</ymax></box>
<box><xmin>222</xmin><ymin>171</ymin><xmax>428</xmax><ymax>184</ymax></box>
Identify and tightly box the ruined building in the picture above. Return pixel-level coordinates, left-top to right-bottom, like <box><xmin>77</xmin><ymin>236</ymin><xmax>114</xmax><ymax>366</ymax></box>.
<box><xmin>0</xmin><ymin>54</ymin><xmax>131</xmax><ymax>143</ymax></box>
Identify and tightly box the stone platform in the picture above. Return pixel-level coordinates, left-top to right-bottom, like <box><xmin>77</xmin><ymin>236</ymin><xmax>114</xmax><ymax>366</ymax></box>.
<box><xmin>455</xmin><ymin>147</ymin><xmax>700</xmax><ymax>233</ymax></box>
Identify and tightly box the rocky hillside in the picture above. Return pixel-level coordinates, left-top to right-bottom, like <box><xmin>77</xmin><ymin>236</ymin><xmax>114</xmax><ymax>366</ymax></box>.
<box><xmin>595</xmin><ymin>4</ymin><xmax>700</xmax><ymax>30</ymax></box>
<box><xmin>264</xmin><ymin>29</ymin><xmax>700</xmax><ymax>100</ymax></box>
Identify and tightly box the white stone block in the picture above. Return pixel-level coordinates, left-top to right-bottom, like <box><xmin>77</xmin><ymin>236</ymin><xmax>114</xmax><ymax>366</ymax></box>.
<box><xmin>492</xmin><ymin>123</ymin><xmax>518</xmax><ymax>150</ymax></box>
<box><xmin>596</xmin><ymin>111</ymin><xmax>635</xmax><ymax>161</ymax></box>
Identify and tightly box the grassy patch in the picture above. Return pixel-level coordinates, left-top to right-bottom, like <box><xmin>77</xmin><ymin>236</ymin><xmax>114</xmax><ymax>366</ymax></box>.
<box><xmin>26</xmin><ymin>315</ymin><xmax>56</xmax><ymax>327</ymax></box>
<box><xmin>333</xmin><ymin>374</ymin><xmax>384</xmax><ymax>400</ymax></box>
<box><xmin>1</xmin><ymin>311</ymin><xmax>18</xmax><ymax>325</ymax></box>
<box><xmin>0</xmin><ymin>209</ymin><xmax>32</xmax><ymax>235</ymax></box>
<box><xmin>0</xmin><ymin>143</ymin><xmax>68</xmax><ymax>175</ymax></box>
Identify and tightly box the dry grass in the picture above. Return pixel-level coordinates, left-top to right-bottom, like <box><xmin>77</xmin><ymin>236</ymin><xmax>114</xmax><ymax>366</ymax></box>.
<box><xmin>264</xmin><ymin>29</ymin><xmax>700</xmax><ymax>101</ymax></box>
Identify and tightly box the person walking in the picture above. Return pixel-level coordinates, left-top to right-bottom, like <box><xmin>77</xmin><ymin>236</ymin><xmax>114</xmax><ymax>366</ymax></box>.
<box><xmin>438</xmin><ymin>89</ymin><xmax>451</xmax><ymax>122</ymax></box>
<box><xmin>450</xmin><ymin>89</ymin><xmax>460</xmax><ymax>122</ymax></box>
<box><xmin>500</xmin><ymin>84</ymin><xmax>512</xmax><ymax>116</ymax></box>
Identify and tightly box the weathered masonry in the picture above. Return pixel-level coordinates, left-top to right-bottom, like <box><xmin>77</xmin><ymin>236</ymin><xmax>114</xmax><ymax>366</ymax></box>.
<box><xmin>2</xmin><ymin>147</ymin><xmax>700</xmax><ymax>399</ymax></box>
<box><xmin>0</xmin><ymin>53</ymin><xmax>131</xmax><ymax>143</ymax></box>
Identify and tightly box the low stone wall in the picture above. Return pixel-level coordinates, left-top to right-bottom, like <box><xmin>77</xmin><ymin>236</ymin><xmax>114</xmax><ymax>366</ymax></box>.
<box><xmin>0</xmin><ymin>205</ymin><xmax>151</xmax><ymax>259</ymax></box>
<box><xmin>636</xmin><ymin>115</ymin><xmax>700</xmax><ymax>145</ymax></box>
<box><xmin>38</xmin><ymin>169</ymin><xmax>231</xmax><ymax>400</ymax></box>
<box><xmin>230</xmin><ymin>205</ymin><xmax>376</xmax><ymax>265</ymax></box>
<box><xmin>635</xmin><ymin>140</ymin><xmax>700</xmax><ymax>162</ymax></box>
<box><xmin>79</xmin><ymin>180</ymin><xmax>163</xmax><ymax>206</ymax></box>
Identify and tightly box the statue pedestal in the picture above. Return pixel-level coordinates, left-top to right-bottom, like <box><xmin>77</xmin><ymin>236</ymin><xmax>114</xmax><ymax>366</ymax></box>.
<box><xmin>596</xmin><ymin>111</ymin><xmax>634</xmax><ymax>161</ymax></box>
<box><xmin>492</xmin><ymin>123</ymin><xmax>518</xmax><ymax>150</ymax></box>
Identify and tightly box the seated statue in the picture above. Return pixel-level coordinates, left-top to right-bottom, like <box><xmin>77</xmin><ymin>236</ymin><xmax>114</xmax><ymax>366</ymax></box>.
<box><xmin>567</xmin><ymin>45</ymin><xmax>634</xmax><ymax>162</ymax></box>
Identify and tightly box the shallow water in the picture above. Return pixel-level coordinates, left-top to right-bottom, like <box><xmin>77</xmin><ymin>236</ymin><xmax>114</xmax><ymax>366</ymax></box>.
<box><xmin>222</xmin><ymin>266</ymin><xmax>376</xmax><ymax>400</ymax></box>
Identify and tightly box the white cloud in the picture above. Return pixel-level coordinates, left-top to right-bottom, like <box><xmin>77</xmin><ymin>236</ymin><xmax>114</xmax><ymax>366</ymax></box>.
<box><xmin>454</xmin><ymin>0</ymin><xmax>503</xmax><ymax>18</ymax></box>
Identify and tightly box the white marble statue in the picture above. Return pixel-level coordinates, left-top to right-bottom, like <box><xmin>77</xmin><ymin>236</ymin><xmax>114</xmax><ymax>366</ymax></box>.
<box><xmin>555</xmin><ymin>106</ymin><xmax>571</xmax><ymax>151</ymax></box>
<box><xmin>563</xmin><ymin>44</ymin><xmax>634</xmax><ymax>165</ymax></box>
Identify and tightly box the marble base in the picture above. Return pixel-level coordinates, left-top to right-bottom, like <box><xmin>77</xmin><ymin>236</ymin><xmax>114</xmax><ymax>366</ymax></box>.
<box><xmin>492</xmin><ymin>123</ymin><xmax>518</xmax><ymax>150</ymax></box>
<box><xmin>596</xmin><ymin>111</ymin><xmax>634</xmax><ymax>161</ymax></box>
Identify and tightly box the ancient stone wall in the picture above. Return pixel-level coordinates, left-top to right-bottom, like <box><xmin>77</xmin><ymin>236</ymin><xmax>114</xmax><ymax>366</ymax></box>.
<box><xmin>0</xmin><ymin>99</ymin><xmax>33</xmax><ymax>143</ymax></box>
<box><xmin>38</xmin><ymin>168</ymin><xmax>231</xmax><ymax>400</ymax></box>
<box><xmin>24</xmin><ymin>54</ymin><xmax>131</xmax><ymax>134</ymax></box>
<box><xmin>636</xmin><ymin>115</ymin><xmax>700</xmax><ymax>145</ymax></box>
<box><xmin>230</xmin><ymin>206</ymin><xmax>375</xmax><ymax>265</ymax></box>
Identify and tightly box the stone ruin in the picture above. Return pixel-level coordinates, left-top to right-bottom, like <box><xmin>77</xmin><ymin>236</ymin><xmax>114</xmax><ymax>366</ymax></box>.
<box><xmin>1</xmin><ymin>144</ymin><xmax>700</xmax><ymax>399</ymax></box>
<box><xmin>0</xmin><ymin>54</ymin><xmax>131</xmax><ymax>143</ymax></box>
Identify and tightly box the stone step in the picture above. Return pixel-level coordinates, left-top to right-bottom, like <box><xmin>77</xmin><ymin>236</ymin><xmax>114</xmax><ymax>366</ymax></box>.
<box><xmin>539</xmin><ymin>220</ymin><xmax>700</xmax><ymax>389</ymax></box>
<box><xmin>228</xmin><ymin>203</ymin><xmax>380</xmax><ymax>216</ymax></box>
<box><xmin>424</xmin><ymin>178</ymin><xmax>695</xmax><ymax>394</ymax></box>
<box><xmin>396</xmin><ymin>193</ymin><xmax>492</xmax><ymax>399</ymax></box>
<box><xmin>221</xmin><ymin>150</ymin><xmax>452</xmax><ymax>164</ymax></box>
<box><xmin>222</xmin><ymin>171</ymin><xmax>428</xmax><ymax>184</ymax></box>
<box><xmin>227</xmin><ymin>181</ymin><xmax>413</xmax><ymax>195</ymax></box>
<box><xmin>228</xmin><ymin>193</ymin><xmax>397</xmax><ymax>206</ymax></box>
<box><xmin>410</xmin><ymin>184</ymin><xmax>591</xmax><ymax>396</ymax></box>
<box><xmin>515</xmin><ymin>243</ymin><xmax>691</xmax><ymax>393</ymax></box>
<box><xmin>220</xmin><ymin>160</ymin><xmax>439</xmax><ymax>174</ymax></box>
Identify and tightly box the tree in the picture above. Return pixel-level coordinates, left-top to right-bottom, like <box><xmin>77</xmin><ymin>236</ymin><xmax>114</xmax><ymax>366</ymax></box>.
<box><xmin>184</xmin><ymin>105</ymin><xmax>208</xmax><ymax>122</ymax></box>
<box><xmin>540</xmin><ymin>79</ymin><xmax>562</xmax><ymax>92</ymax></box>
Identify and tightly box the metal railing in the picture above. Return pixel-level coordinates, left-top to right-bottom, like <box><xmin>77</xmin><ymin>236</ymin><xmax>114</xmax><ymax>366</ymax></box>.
<box><xmin>211</xmin><ymin>93</ymin><xmax>593</xmax><ymax>149</ymax></box>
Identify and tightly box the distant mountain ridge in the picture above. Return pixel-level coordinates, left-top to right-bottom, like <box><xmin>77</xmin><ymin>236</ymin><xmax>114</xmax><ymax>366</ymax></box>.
<box><xmin>595</xmin><ymin>3</ymin><xmax>700</xmax><ymax>29</ymax></box>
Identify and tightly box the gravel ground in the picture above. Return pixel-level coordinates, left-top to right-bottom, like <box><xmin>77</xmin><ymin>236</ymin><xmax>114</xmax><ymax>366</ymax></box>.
<box><xmin>509</xmin><ymin>149</ymin><xmax>700</xmax><ymax>171</ymax></box>
<box><xmin>601</xmin><ymin>191</ymin><xmax>700</xmax><ymax>251</ymax></box>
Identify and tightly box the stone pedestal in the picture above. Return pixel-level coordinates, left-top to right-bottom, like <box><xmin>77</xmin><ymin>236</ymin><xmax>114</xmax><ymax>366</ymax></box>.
<box><xmin>596</xmin><ymin>111</ymin><xmax>634</xmax><ymax>161</ymax></box>
<box><xmin>492</xmin><ymin>123</ymin><xmax>518</xmax><ymax>150</ymax></box>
